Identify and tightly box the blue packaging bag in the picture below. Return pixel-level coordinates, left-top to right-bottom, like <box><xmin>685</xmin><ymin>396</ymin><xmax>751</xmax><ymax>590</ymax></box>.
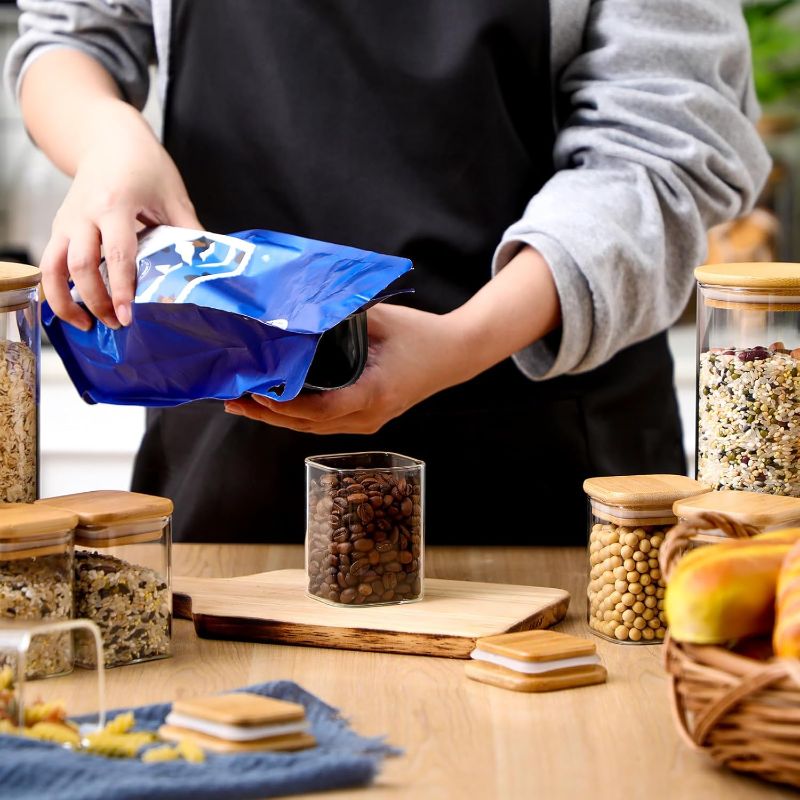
<box><xmin>43</xmin><ymin>226</ymin><xmax>412</xmax><ymax>406</ymax></box>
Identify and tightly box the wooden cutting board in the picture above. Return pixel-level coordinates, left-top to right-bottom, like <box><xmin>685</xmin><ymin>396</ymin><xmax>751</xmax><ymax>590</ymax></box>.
<box><xmin>173</xmin><ymin>569</ymin><xmax>570</xmax><ymax>658</ymax></box>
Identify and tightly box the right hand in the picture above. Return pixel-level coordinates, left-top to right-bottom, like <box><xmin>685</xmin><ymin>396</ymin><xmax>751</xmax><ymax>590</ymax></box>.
<box><xmin>41</xmin><ymin>103</ymin><xmax>201</xmax><ymax>330</ymax></box>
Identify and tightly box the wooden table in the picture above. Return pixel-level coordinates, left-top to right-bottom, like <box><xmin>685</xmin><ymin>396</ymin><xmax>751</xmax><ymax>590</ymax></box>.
<box><xmin>47</xmin><ymin>545</ymin><xmax>796</xmax><ymax>800</ymax></box>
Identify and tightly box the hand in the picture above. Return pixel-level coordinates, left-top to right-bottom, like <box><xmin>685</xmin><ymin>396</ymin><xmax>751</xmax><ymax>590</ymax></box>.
<box><xmin>225</xmin><ymin>303</ymin><xmax>470</xmax><ymax>434</ymax></box>
<box><xmin>41</xmin><ymin>101</ymin><xmax>200</xmax><ymax>331</ymax></box>
<box><xmin>224</xmin><ymin>245</ymin><xmax>562</xmax><ymax>434</ymax></box>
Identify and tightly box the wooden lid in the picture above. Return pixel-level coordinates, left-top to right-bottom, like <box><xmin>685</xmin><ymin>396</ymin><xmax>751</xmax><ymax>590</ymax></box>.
<box><xmin>37</xmin><ymin>490</ymin><xmax>173</xmax><ymax>525</ymax></box>
<box><xmin>672</xmin><ymin>490</ymin><xmax>800</xmax><ymax>528</ymax></box>
<box><xmin>694</xmin><ymin>262</ymin><xmax>800</xmax><ymax>289</ymax></box>
<box><xmin>583</xmin><ymin>475</ymin><xmax>710</xmax><ymax>509</ymax></box>
<box><xmin>0</xmin><ymin>503</ymin><xmax>78</xmax><ymax>539</ymax></box>
<box><xmin>172</xmin><ymin>693</ymin><xmax>305</xmax><ymax>727</ymax></box>
<box><xmin>0</xmin><ymin>263</ymin><xmax>41</xmax><ymax>292</ymax></box>
<box><xmin>474</xmin><ymin>630</ymin><xmax>595</xmax><ymax>663</ymax></box>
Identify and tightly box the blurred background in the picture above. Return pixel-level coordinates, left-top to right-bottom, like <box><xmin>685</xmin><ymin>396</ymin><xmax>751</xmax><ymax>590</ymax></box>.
<box><xmin>0</xmin><ymin>0</ymin><xmax>798</xmax><ymax>492</ymax></box>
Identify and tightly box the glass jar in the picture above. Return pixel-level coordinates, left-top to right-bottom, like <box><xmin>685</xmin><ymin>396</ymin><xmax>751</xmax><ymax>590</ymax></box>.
<box><xmin>306</xmin><ymin>452</ymin><xmax>424</xmax><ymax>606</ymax></box>
<box><xmin>0</xmin><ymin>619</ymin><xmax>106</xmax><ymax>734</ymax></box>
<box><xmin>583</xmin><ymin>475</ymin><xmax>709</xmax><ymax>644</ymax></box>
<box><xmin>673</xmin><ymin>489</ymin><xmax>800</xmax><ymax>544</ymax></box>
<box><xmin>696</xmin><ymin>262</ymin><xmax>800</xmax><ymax>496</ymax></box>
<box><xmin>0</xmin><ymin>504</ymin><xmax>77</xmax><ymax>678</ymax></box>
<box><xmin>0</xmin><ymin>264</ymin><xmax>41</xmax><ymax>503</ymax></box>
<box><xmin>37</xmin><ymin>490</ymin><xmax>172</xmax><ymax>668</ymax></box>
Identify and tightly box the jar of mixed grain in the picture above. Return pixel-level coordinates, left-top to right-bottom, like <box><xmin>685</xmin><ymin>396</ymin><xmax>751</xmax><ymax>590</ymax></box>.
<box><xmin>0</xmin><ymin>265</ymin><xmax>41</xmax><ymax>504</ymax></box>
<box><xmin>306</xmin><ymin>452</ymin><xmax>424</xmax><ymax>606</ymax></box>
<box><xmin>37</xmin><ymin>491</ymin><xmax>172</xmax><ymax>669</ymax></box>
<box><xmin>696</xmin><ymin>263</ymin><xmax>800</xmax><ymax>496</ymax></box>
<box><xmin>583</xmin><ymin>475</ymin><xmax>709</xmax><ymax>644</ymax></box>
<box><xmin>0</xmin><ymin>504</ymin><xmax>78</xmax><ymax>678</ymax></box>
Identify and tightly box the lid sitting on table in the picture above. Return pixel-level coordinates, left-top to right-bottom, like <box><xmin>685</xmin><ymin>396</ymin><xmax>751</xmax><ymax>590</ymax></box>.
<box><xmin>37</xmin><ymin>490</ymin><xmax>173</xmax><ymax>547</ymax></box>
<box><xmin>0</xmin><ymin>503</ymin><xmax>77</xmax><ymax>560</ymax></box>
<box><xmin>673</xmin><ymin>490</ymin><xmax>800</xmax><ymax>529</ymax></box>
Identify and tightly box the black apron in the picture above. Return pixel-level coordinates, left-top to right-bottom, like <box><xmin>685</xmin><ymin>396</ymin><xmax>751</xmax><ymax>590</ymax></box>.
<box><xmin>132</xmin><ymin>0</ymin><xmax>685</xmax><ymax>545</ymax></box>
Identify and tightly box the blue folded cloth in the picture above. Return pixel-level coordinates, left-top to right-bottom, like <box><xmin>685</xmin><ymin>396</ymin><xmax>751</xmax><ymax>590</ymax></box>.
<box><xmin>0</xmin><ymin>680</ymin><xmax>397</xmax><ymax>800</ymax></box>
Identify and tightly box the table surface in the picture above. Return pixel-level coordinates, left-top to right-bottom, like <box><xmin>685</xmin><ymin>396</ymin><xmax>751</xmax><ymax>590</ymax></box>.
<box><xmin>45</xmin><ymin>545</ymin><xmax>796</xmax><ymax>800</ymax></box>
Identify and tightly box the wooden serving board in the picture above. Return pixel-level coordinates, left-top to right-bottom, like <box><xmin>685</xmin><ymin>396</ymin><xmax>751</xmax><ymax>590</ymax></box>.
<box><xmin>173</xmin><ymin>569</ymin><xmax>570</xmax><ymax>658</ymax></box>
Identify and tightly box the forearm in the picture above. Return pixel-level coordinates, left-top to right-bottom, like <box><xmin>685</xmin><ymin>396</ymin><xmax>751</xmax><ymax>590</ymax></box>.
<box><xmin>20</xmin><ymin>49</ymin><xmax>154</xmax><ymax>176</ymax></box>
<box><xmin>446</xmin><ymin>246</ymin><xmax>561</xmax><ymax>384</ymax></box>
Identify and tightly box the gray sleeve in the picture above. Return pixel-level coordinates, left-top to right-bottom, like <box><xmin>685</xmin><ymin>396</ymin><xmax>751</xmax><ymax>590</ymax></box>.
<box><xmin>5</xmin><ymin>0</ymin><xmax>155</xmax><ymax>110</ymax></box>
<box><xmin>495</xmin><ymin>0</ymin><xmax>772</xmax><ymax>380</ymax></box>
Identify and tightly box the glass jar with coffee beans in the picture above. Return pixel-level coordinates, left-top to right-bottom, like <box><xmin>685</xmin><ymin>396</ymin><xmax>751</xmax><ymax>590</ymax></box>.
<box><xmin>306</xmin><ymin>452</ymin><xmax>424</xmax><ymax>606</ymax></box>
<box><xmin>583</xmin><ymin>475</ymin><xmax>709</xmax><ymax>644</ymax></box>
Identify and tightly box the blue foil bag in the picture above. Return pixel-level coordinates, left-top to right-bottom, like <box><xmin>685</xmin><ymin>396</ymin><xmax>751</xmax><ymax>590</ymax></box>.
<box><xmin>43</xmin><ymin>226</ymin><xmax>413</xmax><ymax>406</ymax></box>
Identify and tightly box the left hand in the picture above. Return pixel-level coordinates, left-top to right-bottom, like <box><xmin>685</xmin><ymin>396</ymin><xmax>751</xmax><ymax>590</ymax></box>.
<box><xmin>224</xmin><ymin>303</ymin><xmax>468</xmax><ymax>434</ymax></box>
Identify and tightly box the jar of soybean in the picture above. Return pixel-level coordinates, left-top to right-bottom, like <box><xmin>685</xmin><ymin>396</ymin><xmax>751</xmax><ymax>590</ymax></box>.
<box><xmin>583</xmin><ymin>475</ymin><xmax>709</xmax><ymax>644</ymax></box>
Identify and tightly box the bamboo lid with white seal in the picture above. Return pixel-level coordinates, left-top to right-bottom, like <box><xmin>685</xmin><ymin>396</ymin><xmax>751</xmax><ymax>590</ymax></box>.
<box><xmin>37</xmin><ymin>490</ymin><xmax>173</xmax><ymax>547</ymax></box>
<box><xmin>695</xmin><ymin>262</ymin><xmax>800</xmax><ymax>311</ymax></box>
<box><xmin>583</xmin><ymin>475</ymin><xmax>710</xmax><ymax>527</ymax></box>
<box><xmin>0</xmin><ymin>503</ymin><xmax>78</xmax><ymax>561</ymax></box>
<box><xmin>673</xmin><ymin>489</ymin><xmax>800</xmax><ymax>531</ymax></box>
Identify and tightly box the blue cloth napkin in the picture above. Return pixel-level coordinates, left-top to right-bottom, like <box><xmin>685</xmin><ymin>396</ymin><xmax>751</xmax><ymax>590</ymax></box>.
<box><xmin>0</xmin><ymin>680</ymin><xmax>397</xmax><ymax>800</ymax></box>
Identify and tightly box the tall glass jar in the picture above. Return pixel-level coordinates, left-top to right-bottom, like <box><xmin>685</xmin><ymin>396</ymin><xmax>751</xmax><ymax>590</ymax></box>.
<box><xmin>696</xmin><ymin>262</ymin><xmax>800</xmax><ymax>496</ymax></box>
<box><xmin>0</xmin><ymin>264</ymin><xmax>40</xmax><ymax>503</ymax></box>
<box><xmin>306</xmin><ymin>452</ymin><xmax>424</xmax><ymax>606</ymax></box>
<box><xmin>584</xmin><ymin>475</ymin><xmax>709</xmax><ymax>644</ymax></box>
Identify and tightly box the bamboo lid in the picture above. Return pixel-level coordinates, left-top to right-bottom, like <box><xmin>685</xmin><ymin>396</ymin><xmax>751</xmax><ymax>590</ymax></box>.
<box><xmin>672</xmin><ymin>490</ymin><xmax>800</xmax><ymax>528</ymax></box>
<box><xmin>0</xmin><ymin>503</ymin><xmax>78</xmax><ymax>539</ymax></box>
<box><xmin>37</xmin><ymin>490</ymin><xmax>173</xmax><ymax>525</ymax></box>
<box><xmin>583</xmin><ymin>475</ymin><xmax>710</xmax><ymax>509</ymax></box>
<box><xmin>0</xmin><ymin>263</ymin><xmax>41</xmax><ymax>292</ymax></box>
<box><xmin>695</xmin><ymin>262</ymin><xmax>800</xmax><ymax>289</ymax></box>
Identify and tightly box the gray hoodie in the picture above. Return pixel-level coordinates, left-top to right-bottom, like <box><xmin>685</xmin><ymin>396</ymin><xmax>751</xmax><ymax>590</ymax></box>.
<box><xmin>5</xmin><ymin>0</ymin><xmax>771</xmax><ymax>380</ymax></box>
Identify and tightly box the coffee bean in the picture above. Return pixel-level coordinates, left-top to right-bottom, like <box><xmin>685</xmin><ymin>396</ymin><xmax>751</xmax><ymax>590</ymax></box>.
<box><xmin>368</xmin><ymin>550</ymin><xmax>380</xmax><ymax>565</ymax></box>
<box><xmin>353</xmin><ymin>538</ymin><xmax>374</xmax><ymax>552</ymax></box>
<box><xmin>381</xmin><ymin>590</ymin><xmax>395</xmax><ymax>602</ymax></box>
<box><xmin>340</xmin><ymin>588</ymin><xmax>357</xmax><ymax>604</ymax></box>
<box><xmin>348</xmin><ymin>493</ymin><xmax>369</xmax><ymax>505</ymax></box>
<box><xmin>376</xmin><ymin>541</ymin><xmax>393</xmax><ymax>553</ymax></box>
<box><xmin>336</xmin><ymin>543</ymin><xmax>353</xmax><ymax>555</ymax></box>
<box><xmin>400</xmin><ymin>498</ymin><xmax>413</xmax><ymax>517</ymax></box>
<box><xmin>384</xmin><ymin>562</ymin><xmax>402</xmax><ymax>573</ymax></box>
<box><xmin>358</xmin><ymin>503</ymin><xmax>375</xmax><ymax>523</ymax></box>
<box><xmin>358</xmin><ymin>582</ymin><xmax>373</xmax><ymax>596</ymax></box>
<box><xmin>398</xmin><ymin>551</ymin><xmax>413</xmax><ymax>564</ymax></box>
<box><xmin>379</xmin><ymin>550</ymin><xmax>398</xmax><ymax>564</ymax></box>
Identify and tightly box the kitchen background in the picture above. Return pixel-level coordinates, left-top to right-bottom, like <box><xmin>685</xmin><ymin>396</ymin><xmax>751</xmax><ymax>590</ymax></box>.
<box><xmin>0</xmin><ymin>1</ymin><xmax>798</xmax><ymax>495</ymax></box>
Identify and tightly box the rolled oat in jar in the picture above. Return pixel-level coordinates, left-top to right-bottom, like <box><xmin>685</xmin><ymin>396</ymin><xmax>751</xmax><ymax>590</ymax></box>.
<box><xmin>36</xmin><ymin>491</ymin><xmax>172</xmax><ymax>669</ymax></box>
<box><xmin>696</xmin><ymin>263</ymin><xmax>800</xmax><ymax>496</ymax></box>
<box><xmin>0</xmin><ymin>264</ymin><xmax>41</xmax><ymax>504</ymax></box>
<box><xmin>583</xmin><ymin>475</ymin><xmax>709</xmax><ymax>644</ymax></box>
<box><xmin>0</xmin><ymin>504</ymin><xmax>78</xmax><ymax>678</ymax></box>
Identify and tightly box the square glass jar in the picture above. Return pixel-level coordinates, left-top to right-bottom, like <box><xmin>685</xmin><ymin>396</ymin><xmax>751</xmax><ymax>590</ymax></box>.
<box><xmin>584</xmin><ymin>475</ymin><xmax>709</xmax><ymax>645</ymax></box>
<box><xmin>0</xmin><ymin>504</ymin><xmax>77</xmax><ymax>678</ymax></box>
<box><xmin>0</xmin><ymin>619</ymin><xmax>106</xmax><ymax>736</ymax></box>
<box><xmin>306</xmin><ymin>452</ymin><xmax>424</xmax><ymax>606</ymax></box>
<box><xmin>37</xmin><ymin>491</ymin><xmax>172</xmax><ymax>669</ymax></box>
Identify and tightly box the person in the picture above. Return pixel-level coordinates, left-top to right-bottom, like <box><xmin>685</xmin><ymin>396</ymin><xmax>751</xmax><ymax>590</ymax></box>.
<box><xmin>6</xmin><ymin>1</ymin><xmax>770</xmax><ymax>544</ymax></box>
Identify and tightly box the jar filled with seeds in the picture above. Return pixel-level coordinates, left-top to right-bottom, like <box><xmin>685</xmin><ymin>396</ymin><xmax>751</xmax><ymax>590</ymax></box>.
<box><xmin>0</xmin><ymin>264</ymin><xmax>41</xmax><ymax>504</ymax></box>
<box><xmin>0</xmin><ymin>504</ymin><xmax>78</xmax><ymax>678</ymax></box>
<box><xmin>583</xmin><ymin>475</ymin><xmax>709</xmax><ymax>644</ymax></box>
<box><xmin>306</xmin><ymin>452</ymin><xmax>424</xmax><ymax>606</ymax></box>
<box><xmin>696</xmin><ymin>263</ymin><xmax>800</xmax><ymax>496</ymax></box>
<box><xmin>37</xmin><ymin>491</ymin><xmax>172</xmax><ymax>669</ymax></box>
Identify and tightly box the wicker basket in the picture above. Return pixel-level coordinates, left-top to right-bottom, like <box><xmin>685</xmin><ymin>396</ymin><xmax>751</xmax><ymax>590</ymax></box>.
<box><xmin>661</xmin><ymin>511</ymin><xmax>800</xmax><ymax>788</ymax></box>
